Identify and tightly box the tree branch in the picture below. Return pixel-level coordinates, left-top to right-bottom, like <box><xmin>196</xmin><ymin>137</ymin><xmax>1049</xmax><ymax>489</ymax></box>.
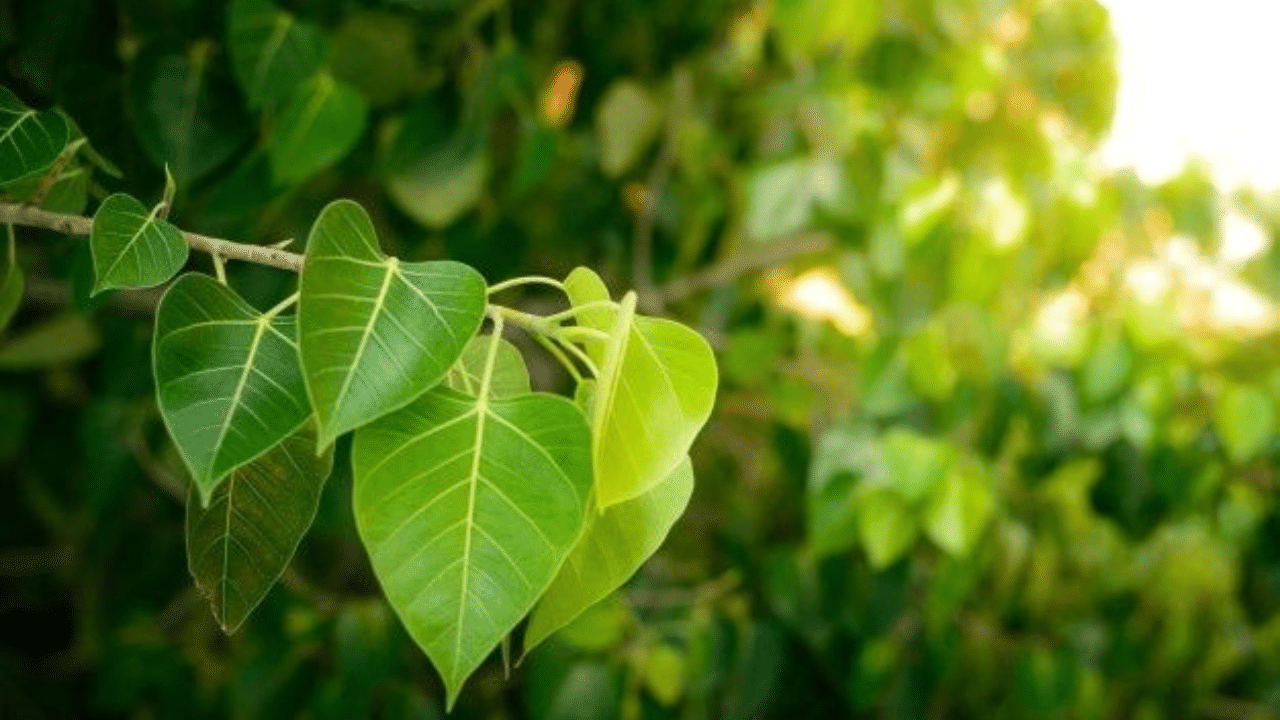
<box><xmin>0</xmin><ymin>202</ymin><xmax>304</xmax><ymax>272</ymax></box>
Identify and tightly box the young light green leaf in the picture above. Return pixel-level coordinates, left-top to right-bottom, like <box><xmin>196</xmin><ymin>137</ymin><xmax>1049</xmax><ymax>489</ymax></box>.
<box><xmin>228</xmin><ymin>0</ymin><xmax>329</xmax><ymax>110</ymax></box>
<box><xmin>1214</xmin><ymin>384</ymin><xmax>1276</xmax><ymax>464</ymax></box>
<box><xmin>154</xmin><ymin>274</ymin><xmax>312</xmax><ymax>505</ymax></box>
<box><xmin>923</xmin><ymin>464</ymin><xmax>994</xmax><ymax>556</ymax></box>
<box><xmin>268</xmin><ymin>73</ymin><xmax>367</xmax><ymax>185</ymax></box>
<box><xmin>523</xmin><ymin>457</ymin><xmax>693</xmax><ymax>654</ymax></box>
<box><xmin>0</xmin><ymin>224</ymin><xmax>22</xmax><ymax>331</ymax></box>
<box><xmin>90</xmin><ymin>193</ymin><xmax>190</xmax><ymax>295</ymax></box>
<box><xmin>129</xmin><ymin>47</ymin><xmax>251</xmax><ymax>187</ymax></box>
<box><xmin>564</xmin><ymin>268</ymin><xmax>717</xmax><ymax>509</ymax></box>
<box><xmin>0</xmin><ymin>86</ymin><xmax>70</xmax><ymax>185</ymax></box>
<box><xmin>858</xmin><ymin>488</ymin><xmax>917</xmax><ymax>569</ymax></box>
<box><xmin>298</xmin><ymin>200</ymin><xmax>486</xmax><ymax>448</ymax></box>
<box><xmin>385</xmin><ymin>137</ymin><xmax>488</xmax><ymax>229</ymax></box>
<box><xmin>445</xmin><ymin>334</ymin><xmax>530</xmax><ymax>399</ymax></box>
<box><xmin>186</xmin><ymin>428</ymin><xmax>333</xmax><ymax>633</ymax></box>
<box><xmin>595</xmin><ymin>79</ymin><xmax>661</xmax><ymax>178</ymax></box>
<box><xmin>352</xmin><ymin>332</ymin><xmax>592</xmax><ymax>708</ymax></box>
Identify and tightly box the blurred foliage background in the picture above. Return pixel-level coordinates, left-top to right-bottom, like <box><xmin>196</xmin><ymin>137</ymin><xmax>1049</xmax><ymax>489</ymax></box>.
<box><xmin>3</xmin><ymin>0</ymin><xmax>1280</xmax><ymax>717</ymax></box>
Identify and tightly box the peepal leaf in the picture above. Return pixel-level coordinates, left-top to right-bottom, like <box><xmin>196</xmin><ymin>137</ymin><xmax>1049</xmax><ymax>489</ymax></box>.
<box><xmin>269</xmin><ymin>73</ymin><xmax>367</xmax><ymax>185</ymax></box>
<box><xmin>228</xmin><ymin>0</ymin><xmax>328</xmax><ymax>110</ymax></box>
<box><xmin>299</xmin><ymin>200</ymin><xmax>486</xmax><ymax>448</ymax></box>
<box><xmin>564</xmin><ymin>267</ymin><xmax>717</xmax><ymax>508</ymax></box>
<box><xmin>353</xmin><ymin>333</ymin><xmax>592</xmax><ymax>707</ymax></box>
<box><xmin>445</xmin><ymin>335</ymin><xmax>530</xmax><ymax>399</ymax></box>
<box><xmin>0</xmin><ymin>224</ymin><xmax>22</xmax><ymax>331</ymax></box>
<box><xmin>90</xmin><ymin>193</ymin><xmax>189</xmax><ymax>295</ymax></box>
<box><xmin>187</xmin><ymin>429</ymin><xmax>333</xmax><ymax>633</ymax></box>
<box><xmin>155</xmin><ymin>274</ymin><xmax>311</xmax><ymax>505</ymax></box>
<box><xmin>0</xmin><ymin>86</ymin><xmax>69</xmax><ymax>184</ymax></box>
<box><xmin>524</xmin><ymin>457</ymin><xmax>694</xmax><ymax>653</ymax></box>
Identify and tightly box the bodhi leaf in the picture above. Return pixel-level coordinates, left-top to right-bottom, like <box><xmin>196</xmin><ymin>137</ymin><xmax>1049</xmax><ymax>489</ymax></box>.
<box><xmin>90</xmin><ymin>193</ymin><xmax>189</xmax><ymax>295</ymax></box>
<box><xmin>186</xmin><ymin>428</ymin><xmax>333</xmax><ymax>633</ymax></box>
<box><xmin>445</xmin><ymin>335</ymin><xmax>530</xmax><ymax>399</ymax></box>
<box><xmin>298</xmin><ymin>200</ymin><xmax>486</xmax><ymax>449</ymax></box>
<box><xmin>0</xmin><ymin>224</ymin><xmax>23</xmax><ymax>331</ymax></box>
<box><xmin>523</xmin><ymin>457</ymin><xmax>694</xmax><ymax>654</ymax></box>
<box><xmin>352</xmin><ymin>330</ymin><xmax>592</xmax><ymax>708</ymax></box>
<box><xmin>564</xmin><ymin>267</ymin><xmax>717</xmax><ymax>509</ymax></box>
<box><xmin>154</xmin><ymin>274</ymin><xmax>312</xmax><ymax>505</ymax></box>
<box><xmin>0</xmin><ymin>313</ymin><xmax>100</xmax><ymax>370</ymax></box>
<box><xmin>228</xmin><ymin>0</ymin><xmax>328</xmax><ymax>110</ymax></box>
<box><xmin>0</xmin><ymin>86</ymin><xmax>70</xmax><ymax>185</ymax></box>
<box><xmin>268</xmin><ymin>73</ymin><xmax>368</xmax><ymax>186</ymax></box>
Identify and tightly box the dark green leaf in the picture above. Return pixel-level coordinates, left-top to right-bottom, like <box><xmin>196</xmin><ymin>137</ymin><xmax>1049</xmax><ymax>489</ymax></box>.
<box><xmin>0</xmin><ymin>86</ymin><xmax>69</xmax><ymax>185</ymax></box>
<box><xmin>0</xmin><ymin>313</ymin><xmax>100</xmax><ymax>370</ymax></box>
<box><xmin>90</xmin><ymin>193</ymin><xmax>189</xmax><ymax>295</ymax></box>
<box><xmin>228</xmin><ymin>0</ymin><xmax>328</xmax><ymax>110</ymax></box>
<box><xmin>154</xmin><ymin>274</ymin><xmax>311</xmax><ymax>504</ymax></box>
<box><xmin>268</xmin><ymin>74</ymin><xmax>367</xmax><ymax>185</ymax></box>
<box><xmin>186</xmin><ymin>428</ymin><xmax>333</xmax><ymax>632</ymax></box>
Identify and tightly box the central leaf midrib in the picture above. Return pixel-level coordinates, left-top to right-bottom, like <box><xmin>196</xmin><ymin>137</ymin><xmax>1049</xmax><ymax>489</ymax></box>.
<box><xmin>330</xmin><ymin>258</ymin><xmax>396</xmax><ymax>426</ymax></box>
<box><xmin>210</xmin><ymin>317</ymin><xmax>270</xmax><ymax>480</ymax></box>
<box><xmin>99</xmin><ymin>200</ymin><xmax>167</xmax><ymax>282</ymax></box>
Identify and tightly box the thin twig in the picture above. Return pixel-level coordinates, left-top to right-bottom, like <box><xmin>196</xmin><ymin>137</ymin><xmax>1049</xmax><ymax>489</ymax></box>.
<box><xmin>657</xmin><ymin>231</ymin><xmax>834</xmax><ymax>303</ymax></box>
<box><xmin>0</xmin><ymin>202</ymin><xmax>304</xmax><ymax>272</ymax></box>
<box><xmin>634</xmin><ymin>66</ymin><xmax>692</xmax><ymax>315</ymax></box>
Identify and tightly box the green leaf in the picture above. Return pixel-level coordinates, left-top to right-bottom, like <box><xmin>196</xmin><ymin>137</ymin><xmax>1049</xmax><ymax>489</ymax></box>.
<box><xmin>129</xmin><ymin>46</ymin><xmax>251</xmax><ymax>187</ymax></box>
<box><xmin>445</xmin><ymin>334</ymin><xmax>530</xmax><ymax>399</ymax></box>
<box><xmin>0</xmin><ymin>224</ymin><xmax>22</xmax><ymax>331</ymax></box>
<box><xmin>744</xmin><ymin>157</ymin><xmax>846</xmax><ymax>242</ymax></box>
<box><xmin>881</xmin><ymin>428</ymin><xmax>951</xmax><ymax>502</ymax></box>
<box><xmin>857</xmin><ymin>488</ymin><xmax>917</xmax><ymax>569</ymax></box>
<box><xmin>0</xmin><ymin>86</ymin><xmax>69</xmax><ymax>185</ymax></box>
<box><xmin>806</xmin><ymin>424</ymin><xmax>881</xmax><ymax>557</ymax></box>
<box><xmin>154</xmin><ymin>274</ymin><xmax>312</xmax><ymax>505</ymax></box>
<box><xmin>268</xmin><ymin>73</ymin><xmax>367</xmax><ymax>186</ymax></box>
<box><xmin>352</xmin><ymin>331</ymin><xmax>592</xmax><ymax>708</ymax></box>
<box><xmin>923</xmin><ymin>464</ymin><xmax>994</xmax><ymax>556</ymax></box>
<box><xmin>595</xmin><ymin>79</ymin><xmax>661</xmax><ymax>178</ymax></box>
<box><xmin>564</xmin><ymin>268</ymin><xmax>717</xmax><ymax>508</ymax></box>
<box><xmin>186</xmin><ymin>428</ymin><xmax>333</xmax><ymax>633</ymax></box>
<box><xmin>642</xmin><ymin>643</ymin><xmax>687</xmax><ymax>707</ymax></box>
<box><xmin>1214</xmin><ymin>384</ymin><xmax>1275</xmax><ymax>464</ymax></box>
<box><xmin>774</xmin><ymin>0</ymin><xmax>880</xmax><ymax>58</ymax></box>
<box><xmin>0</xmin><ymin>313</ymin><xmax>100</xmax><ymax>370</ymax></box>
<box><xmin>90</xmin><ymin>193</ymin><xmax>189</xmax><ymax>295</ymax></box>
<box><xmin>524</xmin><ymin>457</ymin><xmax>693</xmax><ymax>653</ymax></box>
<box><xmin>228</xmin><ymin>0</ymin><xmax>328</xmax><ymax>110</ymax></box>
<box><xmin>298</xmin><ymin>200</ymin><xmax>486</xmax><ymax>448</ymax></box>
<box><xmin>385</xmin><ymin>135</ymin><xmax>488</xmax><ymax>230</ymax></box>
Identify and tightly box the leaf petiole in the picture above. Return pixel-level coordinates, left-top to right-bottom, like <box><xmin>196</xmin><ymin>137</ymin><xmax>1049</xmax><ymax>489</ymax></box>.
<box><xmin>264</xmin><ymin>290</ymin><xmax>300</xmax><ymax>318</ymax></box>
<box><xmin>539</xmin><ymin>299</ymin><xmax>616</xmax><ymax>325</ymax></box>
<box><xmin>486</xmin><ymin>275</ymin><xmax>565</xmax><ymax>296</ymax></box>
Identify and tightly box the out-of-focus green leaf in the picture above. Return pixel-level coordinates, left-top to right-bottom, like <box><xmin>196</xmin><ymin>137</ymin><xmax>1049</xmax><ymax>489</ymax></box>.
<box><xmin>774</xmin><ymin>0</ymin><xmax>879</xmax><ymax>59</ymax></box>
<box><xmin>0</xmin><ymin>85</ymin><xmax>69</xmax><ymax>184</ymax></box>
<box><xmin>0</xmin><ymin>312</ymin><xmax>100</xmax><ymax>370</ymax></box>
<box><xmin>924</xmin><ymin>464</ymin><xmax>994</xmax><ymax>556</ymax></box>
<box><xmin>595</xmin><ymin>79</ymin><xmax>662</xmax><ymax>178</ymax></box>
<box><xmin>129</xmin><ymin>46</ymin><xmax>251</xmax><ymax>186</ymax></box>
<box><xmin>807</xmin><ymin>424</ymin><xmax>882</xmax><ymax>556</ymax></box>
<box><xmin>564</xmin><ymin>267</ymin><xmax>717</xmax><ymax>509</ymax></box>
<box><xmin>330</xmin><ymin>11</ymin><xmax>422</xmax><ymax>107</ymax></box>
<box><xmin>1082</xmin><ymin>327</ymin><xmax>1132</xmax><ymax>404</ymax></box>
<box><xmin>154</xmin><ymin>274</ymin><xmax>312</xmax><ymax>505</ymax></box>
<box><xmin>298</xmin><ymin>200</ymin><xmax>486</xmax><ymax>448</ymax></box>
<box><xmin>444</xmin><ymin>334</ymin><xmax>530</xmax><ymax>399</ymax></box>
<box><xmin>228</xmin><ymin>0</ymin><xmax>328</xmax><ymax>110</ymax></box>
<box><xmin>2</xmin><ymin>164</ymin><xmax>89</xmax><ymax>214</ymax></box>
<box><xmin>906</xmin><ymin>323</ymin><xmax>958</xmax><ymax>401</ymax></box>
<box><xmin>186</xmin><ymin>428</ymin><xmax>332</xmax><ymax>633</ymax></box>
<box><xmin>90</xmin><ymin>193</ymin><xmax>189</xmax><ymax>295</ymax></box>
<box><xmin>0</xmin><ymin>224</ymin><xmax>22</xmax><ymax>331</ymax></box>
<box><xmin>744</xmin><ymin>157</ymin><xmax>847</xmax><ymax>242</ymax></box>
<box><xmin>898</xmin><ymin>173</ymin><xmax>959</xmax><ymax>245</ymax></box>
<box><xmin>1213</xmin><ymin>384</ymin><xmax>1274</xmax><ymax>464</ymax></box>
<box><xmin>385</xmin><ymin>133</ymin><xmax>488</xmax><ymax>229</ymax></box>
<box><xmin>511</xmin><ymin>121</ymin><xmax>558</xmax><ymax>198</ymax></box>
<box><xmin>857</xmin><ymin>488</ymin><xmax>917</xmax><ymax>569</ymax></box>
<box><xmin>881</xmin><ymin>428</ymin><xmax>951</xmax><ymax>502</ymax></box>
<box><xmin>352</xmin><ymin>359</ymin><xmax>592</xmax><ymax>707</ymax></box>
<box><xmin>524</xmin><ymin>458</ymin><xmax>693</xmax><ymax>653</ymax></box>
<box><xmin>642</xmin><ymin>643</ymin><xmax>687</xmax><ymax>707</ymax></box>
<box><xmin>268</xmin><ymin>73</ymin><xmax>367</xmax><ymax>185</ymax></box>
<box><xmin>549</xmin><ymin>593</ymin><xmax>633</xmax><ymax>653</ymax></box>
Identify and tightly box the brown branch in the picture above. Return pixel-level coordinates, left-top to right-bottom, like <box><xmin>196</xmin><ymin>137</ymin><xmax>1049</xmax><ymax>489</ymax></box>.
<box><xmin>657</xmin><ymin>231</ymin><xmax>834</xmax><ymax>303</ymax></box>
<box><xmin>0</xmin><ymin>202</ymin><xmax>304</xmax><ymax>272</ymax></box>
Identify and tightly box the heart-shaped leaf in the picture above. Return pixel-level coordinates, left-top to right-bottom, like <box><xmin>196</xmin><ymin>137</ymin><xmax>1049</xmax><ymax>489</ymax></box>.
<box><xmin>268</xmin><ymin>73</ymin><xmax>367</xmax><ymax>185</ymax></box>
<box><xmin>523</xmin><ymin>456</ymin><xmax>693</xmax><ymax>654</ymax></box>
<box><xmin>564</xmin><ymin>267</ymin><xmax>717</xmax><ymax>509</ymax></box>
<box><xmin>155</xmin><ymin>274</ymin><xmax>312</xmax><ymax>504</ymax></box>
<box><xmin>298</xmin><ymin>200</ymin><xmax>486</xmax><ymax>448</ymax></box>
<box><xmin>0</xmin><ymin>224</ymin><xmax>22</xmax><ymax>331</ymax></box>
<box><xmin>353</xmin><ymin>329</ymin><xmax>592</xmax><ymax>708</ymax></box>
<box><xmin>90</xmin><ymin>193</ymin><xmax>190</xmax><ymax>295</ymax></box>
<box><xmin>228</xmin><ymin>0</ymin><xmax>328</xmax><ymax>110</ymax></box>
<box><xmin>186</xmin><ymin>428</ymin><xmax>333</xmax><ymax>633</ymax></box>
<box><xmin>445</xmin><ymin>335</ymin><xmax>530</xmax><ymax>399</ymax></box>
<box><xmin>0</xmin><ymin>86</ymin><xmax>70</xmax><ymax>184</ymax></box>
